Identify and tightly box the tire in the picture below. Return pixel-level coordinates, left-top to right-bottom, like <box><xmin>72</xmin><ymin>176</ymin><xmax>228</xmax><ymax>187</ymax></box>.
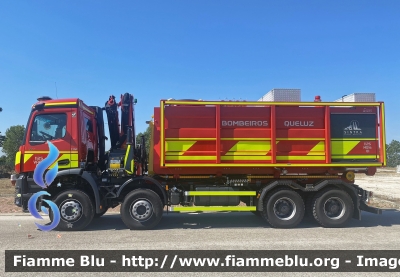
<box><xmin>50</xmin><ymin>190</ymin><xmax>95</xmax><ymax>231</ymax></box>
<box><xmin>94</xmin><ymin>208</ymin><xmax>109</xmax><ymax>218</ymax></box>
<box><xmin>120</xmin><ymin>189</ymin><xmax>163</xmax><ymax>230</ymax></box>
<box><xmin>312</xmin><ymin>189</ymin><xmax>354</xmax><ymax>228</ymax></box>
<box><xmin>262</xmin><ymin>187</ymin><xmax>305</xmax><ymax>228</ymax></box>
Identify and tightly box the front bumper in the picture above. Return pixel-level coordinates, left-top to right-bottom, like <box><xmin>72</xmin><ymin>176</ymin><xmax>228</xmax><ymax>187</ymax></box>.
<box><xmin>14</xmin><ymin>175</ymin><xmax>42</xmax><ymax>211</ymax></box>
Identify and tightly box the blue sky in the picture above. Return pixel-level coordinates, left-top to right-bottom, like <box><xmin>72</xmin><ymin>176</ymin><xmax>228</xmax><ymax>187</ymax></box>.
<box><xmin>0</xmin><ymin>0</ymin><xmax>399</xmax><ymax>151</ymax></box>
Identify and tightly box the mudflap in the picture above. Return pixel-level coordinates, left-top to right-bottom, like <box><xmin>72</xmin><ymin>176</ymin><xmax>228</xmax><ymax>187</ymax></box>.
<box><xmin>360</xmin><ymin>201</ymin><xmax>382</xmax><ymax>214</ymax></box>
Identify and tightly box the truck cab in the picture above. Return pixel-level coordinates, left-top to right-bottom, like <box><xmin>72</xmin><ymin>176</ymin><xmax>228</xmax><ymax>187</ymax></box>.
<box><xmin>14</xmin><ymin>97</ymin><xmax>103</xmax><ymax>209</ymax></box>
<box><xmin>16</xmin><ymin>97</ymin><xmax>102</xmax><ymax>172</ymax></box>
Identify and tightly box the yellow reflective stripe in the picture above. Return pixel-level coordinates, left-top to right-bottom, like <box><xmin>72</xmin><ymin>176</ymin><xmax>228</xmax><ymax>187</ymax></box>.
<box><xmin>165</xmin><ymin>100</ymin><xmax>381</xmax><ymax>107</ymax></box>
<box><xmin>15</xmin><ymin>151</ymin><xmax>21</xmax><ymax>165</ymax></box>
<box><xmin>124</xmin><ymin>145</ymin><xmax>134</xmax><ymax>174</ymax></box>
<box><xmin>166</xmin><ymin>152</ymin><xmax>185</xmax><ymax>156</ymax></box>
<box><xmin>277</xmin><ymin>138</ymin><xmax>324</xmax><ymax>141</ymax></box>
<box><xmin>170</xmin><ymin>206</ymin><xmax>257</xmax><ymax>212</ymax></box>
<box><xmin>165</xmin><ymin>156</ymin><xmax>216</xmax><ymax>161</ymax></box>
<box><xmin>148</xmin><ymin>121</ymin><xmax>154</xmax><ymax>174</ymax></box>
<box><xmin>228</xmin><ymin>141</ymin><xmax>271</xmax><ymax>151</ymax></box>
<box><xmin>24</xmin><ymin>151</ymin><xmax>78</xmax><ymax>154</ymax></box>
<box><xmin>332</xmin><ymin>155</ymin><xmax>379</xmax><ymax>159</ymax></box>
<box><xmin>165</xmin><ymin>138</ymin><xmax>215</xmax><ymax>141</ymax></box>
<box><xmin>23</xmin><ymin>152</ymin><xmax>80</xmax><ymax>168</ymax></box>
<box><xmin>331</xmin><ymin>138</ymin><xmax>377</xmax><ymax>141</ymax></box>
<box><xmin>307</xmin><ymin>142</ymin><xmax>325</xmax><ymax>156</ymax></box>
<box><xmin>186</xmin><ymin>191</ymin><xmax>256</xmax><ymax>196</ymax></box>
<box><xmin>160</xmin><ymin>101</ymin><xmax>165</xmax><ymax>167</ymax></box>
<box><xmin>276</xmin><ymin>156</ymin><xmax>326</xmax><ymax>161</ymax></box>
<box><xmin>381</xmin><ymin>103</ymin><xmax>386</xmax><ymax>166</ymax></box>
<box><xmin>23</xmin><ymin>154</ymin><xmax>33</xmax><ymax>163</ymax></box>
<box><xmin>124</xmin><ymin>145</ymin><xmax>130</xmax><ymax>169</ymax></box>
<box><xmin>221</xmin><ymin>138</ymin><xmax>271</xmax><ymax>141</ymax></box>
<box><xmin>331</xmin><ymin>141</ymin><xmax>359</xmax><ymax>155</ymax></box>
<box><xmin>165</xmin><ymin>141</ymin><xmax>196</xmax><ymax>152</ymax></box>
<box><xmin>224</xmin><ymin>151</ymin><xmax>271</xmax><ymax>155</ymax></box>
<box><xmin>81</xmin><ymin>105</ymin><xmax>94</xmax><ymax>114</ymax></box>
<box><xmin>48</xmin><ymin>153</ymin><xmax>79</xmax><ymax>168</ymax></box>
<box><xmin>221</xmin><ymin>156</ymin><xmax>271</xmax><ymax>161</ymax></box>
<box><xmin>164</xmin><ymin>163</ymin><xmax>383</xmax><ymax>167</ymax></box>
<box><xmin>178</xmin><ymin>175</ymin><xmax>213</xmax><ymax>179</ymax></box>
<box><xmin>307</xmin><ymin>152</ymin><xmax>326</xmax><ymax>156</ymax></box>
<box><xmin>71</xmin><ymin>154</ymin><xmax>78</xmax><ymax>160</ymax></box>
<box><xmin>45</xmin><ymin>102</ymin><xmax>77</xmax><ymax>106</ymax></box>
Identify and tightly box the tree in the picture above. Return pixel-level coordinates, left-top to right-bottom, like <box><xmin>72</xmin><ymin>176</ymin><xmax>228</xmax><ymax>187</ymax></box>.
<box><xmin>0</xmin><ymin>155</ymin><xmax>7</xmax><ymax>173</ymax></box>
<box><xmin>0</xmin><ymin>132</ymin><xmax>5</xmax><ymax>147</ymax></box>
<box><xmin>386</xmin><ymin>140</ymin><xmax>400</xmax><ymax>167</ymax></box>
<box><xmin>2</xmin><ymin>125</ymin><xmax>25</xmax><ymax>170</ymax></box>
<box><xmin>136</xmin><ymin>125</ymin><xmax>151</xmax><ymax>161</ymax></box>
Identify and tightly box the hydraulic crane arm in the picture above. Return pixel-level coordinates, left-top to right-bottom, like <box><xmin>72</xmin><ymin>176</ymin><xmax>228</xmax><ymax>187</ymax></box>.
<box><xmin>104</xmin><ymin>93</ymin><xmax>135</xmax><ymax>150</ymax></box>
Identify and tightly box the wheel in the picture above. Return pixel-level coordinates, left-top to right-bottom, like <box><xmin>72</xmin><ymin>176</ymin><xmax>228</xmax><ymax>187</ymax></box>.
<box><xmin>120</xmin><ymin>189</ymin><xmax>163</xmax><ymax>230</ymax></box>
<box><xmin>262</xmin><ymin>187</ymin><xmax>305</xmax><ymax>228</ymax></box>
<box><xmin>50</xmin><ymin>190</ymin><xmax>94</xmax><ymax>231</ymax></box>
<box><xmin>312</xmin><ymin>189</ymin><xmax>354</xmax><ymax>228</ymax></box>
<box><xmin>94</xmin><ymin>208</ymin><xmax>109</xmax><ymax>218</ymax></box>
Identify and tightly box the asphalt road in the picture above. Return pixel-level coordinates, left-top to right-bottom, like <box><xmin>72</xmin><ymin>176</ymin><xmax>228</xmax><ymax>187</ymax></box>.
<box><xmin>1</xmin><ymin>210</ymin><xmax>400</xmax><ymax>277</ymax></box>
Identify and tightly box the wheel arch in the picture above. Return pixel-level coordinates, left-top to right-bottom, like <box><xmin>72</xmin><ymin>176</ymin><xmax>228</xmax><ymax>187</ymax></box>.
<box><xmin>46</xmin><ymin>169</ymin><xmax>102</xmax><ymax>213</ymax></box>
<box><xmin>117</xmin><ymin>176</ymin><xmax>167</xmax><ymax>205</ymax></box>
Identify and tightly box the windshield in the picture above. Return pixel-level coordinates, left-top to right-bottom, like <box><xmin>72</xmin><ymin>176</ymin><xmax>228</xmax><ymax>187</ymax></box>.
<box><xmin>30</xmin><ymin>113</ymin><xmax>67</xmax><ymax>144</ymax></box>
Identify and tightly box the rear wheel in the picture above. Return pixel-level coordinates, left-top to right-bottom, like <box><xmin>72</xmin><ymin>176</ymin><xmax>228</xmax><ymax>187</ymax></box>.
<box><xmin>120</xmin><ymin>189</ymin><xmax>163</xmax><ymax>230</ymax></box>
<box><xmin>262</xmin><ymin>188</ymin><xmax>305</xmax><ymax>228</ymax></box>
<box><xmin>312</xmin><ymin>189</ymin><xmax>354</xmax><ymax>228</ymax></box>
<box><xmin>50</xmin><ymin>190</ymin><xmax>94</xmax><ymax>231</ymax></box>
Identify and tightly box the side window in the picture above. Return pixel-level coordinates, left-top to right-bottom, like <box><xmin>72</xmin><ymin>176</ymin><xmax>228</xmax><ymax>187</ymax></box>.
<box><xmin>85</xmin><ymin>118</ymin><xmax>93</xmax><ymax>133</ymax></box>
<box><xmin>30</xmin><ymin>113</ymin><xmax>67</xmax><ymax>143</ymax></box>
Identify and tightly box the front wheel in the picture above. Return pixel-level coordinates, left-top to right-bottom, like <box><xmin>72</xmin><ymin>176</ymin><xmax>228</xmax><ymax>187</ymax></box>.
<box><xmin>120</xmin><ymin>189</ymin><xmax>163</xmax><ymax>230</ymax></box>
<box><xmin>262</xmin><ymin>188</ymin><xmax>305</xmax><ymax>228</ymax></box>
<box><xmin>312</xmin><ymin>189</ymin><xmax>354</xmax><ymax>228</ymax></box>
<box><xmin>50</xmin><ymin>190</ymin><xmax>94</xmax><ymax>231</ymax></box>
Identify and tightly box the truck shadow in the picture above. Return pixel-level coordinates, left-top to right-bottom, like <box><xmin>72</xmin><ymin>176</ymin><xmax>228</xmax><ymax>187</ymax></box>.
<box><xmin>86</xmin><ymin>209</ymin><xmax>400</xmax><ymax>231</ymax></box>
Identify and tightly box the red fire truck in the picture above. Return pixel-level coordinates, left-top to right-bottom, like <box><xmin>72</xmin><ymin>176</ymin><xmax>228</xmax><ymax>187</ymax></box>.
<box><xmin>13</xmin><ymin>94</ymin><xmax>385</xmax><ymax>230</ymax></box>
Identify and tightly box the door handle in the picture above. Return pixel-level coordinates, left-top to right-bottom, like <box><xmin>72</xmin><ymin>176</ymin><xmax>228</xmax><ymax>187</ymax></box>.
<box><xmin>58</xmin><ymin>159</ymin><xmax>70</xmax><ymax>166</ymax></box>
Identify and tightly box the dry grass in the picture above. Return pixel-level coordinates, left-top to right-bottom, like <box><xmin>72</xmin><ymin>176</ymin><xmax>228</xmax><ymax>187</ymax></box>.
<box><xmin>0</xmin><ymin>197</ymin><xmax>21</xmax><ymax>213</ymax></box>
<box><xmin>0</xmin><ymin>178</ymin><xmax>14</xmax><ymax>196</ymax></box>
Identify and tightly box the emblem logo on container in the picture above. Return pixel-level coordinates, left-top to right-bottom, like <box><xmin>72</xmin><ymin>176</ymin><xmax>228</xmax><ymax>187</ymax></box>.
<box><xmin>344</xmin><ymin>120</ymin><xmax>363</xmax><ymax>135</ymax></box>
